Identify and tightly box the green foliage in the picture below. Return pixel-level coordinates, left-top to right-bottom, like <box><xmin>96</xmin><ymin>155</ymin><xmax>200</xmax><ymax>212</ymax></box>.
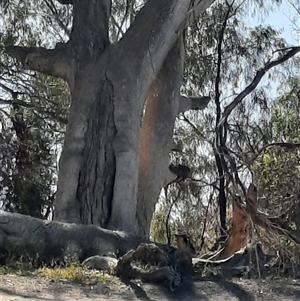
<box><xmin>253</xmin><ymin>77</ymin><xmax>300</xmax><ymax>235</ymax></box>
<box><xmin>0</xmin><ymin>1</ymin><xmax>71</xmax><ymax>217</ymax></box>
<box><xmin>157</xmin><ymin>0</ymin><xmax>299</xmax><ymax>257</ymax></box>
<box><xmin>150</xmin><ymin>209</ymin><xmax>168</xmax><ymax>243</ymax></box>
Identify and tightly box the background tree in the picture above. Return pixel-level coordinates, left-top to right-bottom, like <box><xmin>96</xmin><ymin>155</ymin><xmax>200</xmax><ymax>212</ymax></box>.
<box><xmin>151</xmin><ymin>0</ymin><xmax>300</xmax><ymax>257</ymax></box>
<box><xmin>0</xmin><ymin>0</ymin><xmax>70</xmax><ymax>218</ymax></box>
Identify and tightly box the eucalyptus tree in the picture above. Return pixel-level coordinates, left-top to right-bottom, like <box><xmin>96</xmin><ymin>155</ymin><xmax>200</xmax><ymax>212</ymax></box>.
<box><xmin>3</xmin><ymin>0</ymin><xmax>217</xmax><ymax>237</ymax></box>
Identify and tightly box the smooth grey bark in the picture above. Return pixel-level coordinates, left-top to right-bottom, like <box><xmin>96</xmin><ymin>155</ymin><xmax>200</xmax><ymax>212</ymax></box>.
<box><xmin>178</xmin><ymin>95</ymin><xmax>211</xmax><ymax>113</ymax></box>
<box><xmin>0</xmin><ymin>210</ymin><xmax>136</xmax><ymax>262</ymax></box>
<box><xmin>5</xmin><ymin>0</ymin><xmax>217</xmax><ymax>236</ymax></box>
<box><xmin>5</xmin><ymin>45</ymin><xmax>72</xmax><ymax>81</ymax></box>
<box><xmin>105</xmin><ymin>0</ymin><xmax>195</xmax><ymax>232</ymax></box>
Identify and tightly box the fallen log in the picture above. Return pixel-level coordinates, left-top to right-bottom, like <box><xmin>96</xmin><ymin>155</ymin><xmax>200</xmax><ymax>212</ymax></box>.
<box><xmin>0</xmin><ymin>210</ymin><xmax>193</xmax><ymax>289</ymax></box>
<box><xmin>0</xmin><ymin>210</ymin><xmax>143</xmax><ymax>265</ymax></box>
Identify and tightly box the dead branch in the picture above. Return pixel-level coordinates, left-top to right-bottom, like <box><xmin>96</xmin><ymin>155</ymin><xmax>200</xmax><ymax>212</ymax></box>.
<box><xmin>165</xmin><ymin>189</ymin><xmax>181</xmax><ymax>245</ymax></box>
<box><xmin>116</xmin><ymin>242</ymin><xmax>192</xmax><ymax>290</ymax></box>
<box><xmin>116</xmin><ymin>249</ymin><xmax>181</xmax><ymax>290</ymax></box>
<box><xmin>245</xmin><ymin>184</ymin><xmax>299</xmax><ymax>243</ymax></box>
<box><xmin>0</xmin><ymin>210</ymin><xmax>142</xmax><ymax>264</ymax></box>
<box><xmin>218</xmin><ymin>195</ymin><xmax>250</xmax><ymax>259</ymax></box>
<box><xmin>55</xmin><ymin>0</ymin><xmax>73</xmax><ymax>4</ymax></box>
<box><xmin>199</xmin><ymin>191</ymin><xmax>215</xmax><ymax>251</ymax></box>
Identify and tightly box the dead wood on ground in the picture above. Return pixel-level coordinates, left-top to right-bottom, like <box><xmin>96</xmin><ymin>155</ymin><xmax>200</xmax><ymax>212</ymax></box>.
<box><xmin>0</xmin><ymin>210</ymin><xmax>192</xmax><ymax>289</ymax></box>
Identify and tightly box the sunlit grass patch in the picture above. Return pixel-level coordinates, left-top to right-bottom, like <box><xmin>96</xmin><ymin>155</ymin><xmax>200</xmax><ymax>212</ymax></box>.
<box><xmin>0</xmin><ymin>262</ymin><xmax>36</xmax><ymax>276</ymax></box>
<box><xmin>0</xmin><ymin>258</ymin><xmax>121</xmax><ymax>286</ymax></box>
<box><xmin>37</xmin><ymin>264</ymin><xmax>120</xmax><ymax>285</ymax></box>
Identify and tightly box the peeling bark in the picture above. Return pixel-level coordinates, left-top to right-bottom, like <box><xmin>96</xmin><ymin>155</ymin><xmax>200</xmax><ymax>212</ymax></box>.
<box><xmin>218</xmin><ymin>196</ymin><xmax>249</xmax><ymax>259</ymax></box>
<box><xmin>136</xmin><ymin>37</ymin><xmax>184</xmax><ymax>237</ymax></box>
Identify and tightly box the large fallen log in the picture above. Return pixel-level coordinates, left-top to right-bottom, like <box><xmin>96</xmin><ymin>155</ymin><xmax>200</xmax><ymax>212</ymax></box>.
<box><xmin>0</xmin><ymin>210</ymin><xmax>193</xmax><ymax>289</ymax></box>
<box><xmin>0</xmin><ymin>210</ymin><xmax>143</xmax><ymax>264</ymax></box>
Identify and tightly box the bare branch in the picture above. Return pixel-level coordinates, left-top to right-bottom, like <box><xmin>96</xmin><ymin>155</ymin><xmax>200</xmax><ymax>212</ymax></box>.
<box><xmin>181</xmin><ymin>114</ymin><xmax>208</xmax><ymax>142</ymax></box>
<box><xmin>218</xmin><ymin>46</ymin><xmax>300</xmax><ymax>127</ymax></box>
<box><xmin>199</xmin><ymin>191</ymin><xmax>215</xmax><ymax>251</ymax></box>
<box><xmin>5</xmin><ymin>45</ymin><xmax>72</xmax><ymax>81</ymax></box>
<box><xmin>44</xmin><ymin>0</ymin><xmax>71</xmax><ymax>37</ymax></box>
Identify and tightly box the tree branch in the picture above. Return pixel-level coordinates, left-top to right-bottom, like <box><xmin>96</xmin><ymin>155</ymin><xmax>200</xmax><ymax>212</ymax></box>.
<box><xmin>218</xmin><ymin>46</ymin><xmax>300</xmax><ymax>127</ymax></box>
<box><xmin>114</xmin><ymin>0</ymin><xmax>216</xmax><ymax>88</ymax></box>
<box><xmin>214</xmin><ymin>2</ymin><xmax>232</xmax><ymax>236</ymax></box>
<box><xmin>178</xmin><ymin>95</ymin><xmax>211</xmax><ymax>113</ymax></box>
<box><xmin>5</xmin><ymin>45</ymin><xmax>71</xmax><ymax>82</ymax></box>
<box><xmin>44</xmin><ymin>0</ymin><xmax>71</xmax><ymax>37</ymax></box>
<box><xmin>56</xmin><ymin>0</ymin><xmax>73</xmax><ymax>4</ymax></box>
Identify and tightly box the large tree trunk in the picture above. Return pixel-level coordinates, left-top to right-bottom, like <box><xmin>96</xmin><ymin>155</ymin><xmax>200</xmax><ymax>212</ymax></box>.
<box><xmin>5</xmin><ymin>0</ymin><xmax>216</xmax><ymax>236</ymax></box>
<box><xmin>136</xmin><ymin>37</ymin><xmax>184</xmax><ymax>237</ymax></box>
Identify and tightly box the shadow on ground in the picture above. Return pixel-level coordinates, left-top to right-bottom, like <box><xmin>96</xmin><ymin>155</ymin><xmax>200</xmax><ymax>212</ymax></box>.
<box><xmin>216</xmin><ymin>279</ymin><xmax>256</xmax><ymax>301</ymax></box>
<box><xmin>124</xmin><ymin>279</ymin><xmax>208</xmax><ymax>301</ymax></box>
<box><xmin>0</xmin><ymin>287</ymin><xmax>53</xmax><ymax>300</ymax></box>
<box><xmin>270</xmin><ymin>281</ymin><xmax>300</xmax><ymax>299</ymax></box>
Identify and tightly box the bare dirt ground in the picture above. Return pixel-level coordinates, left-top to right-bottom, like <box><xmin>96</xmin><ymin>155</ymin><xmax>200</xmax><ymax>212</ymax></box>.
<box><xmin>1</xmin><ymin>274</ymin><xmax>300</xmax><ymax>301</ymax></box>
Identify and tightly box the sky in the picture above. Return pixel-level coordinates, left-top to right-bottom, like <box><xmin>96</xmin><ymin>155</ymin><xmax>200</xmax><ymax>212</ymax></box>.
<box><xmin>239</xmin><ymin>1</ymin><xmax>299</xmax><ymax>100</ymax></box>
<box><xmin>247</xmin><ymin>1</ymin><xmax>299</xmax><ymax>45</ymax></box>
